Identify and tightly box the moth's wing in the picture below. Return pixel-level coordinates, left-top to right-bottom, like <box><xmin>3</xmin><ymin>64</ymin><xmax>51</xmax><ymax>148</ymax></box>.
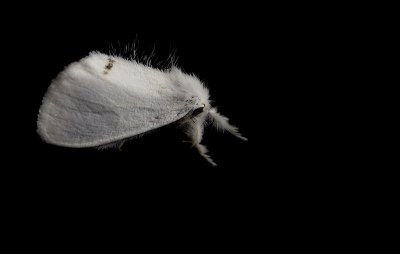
<box><xmin>37</xmin><ymin>52</ymin><xmax>195</xmax><ymax>148</ymax></box>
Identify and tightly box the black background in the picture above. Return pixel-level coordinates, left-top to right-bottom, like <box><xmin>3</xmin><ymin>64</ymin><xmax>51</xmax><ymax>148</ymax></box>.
<box><xmin>19</xmin><ymin>25</ymin><xmax>307</xmax><ymax>195</ymax></box>
<box><xmin>5</xmin><ymin>6</ymin><xmax>352</xmax><ymax>242</ymax></box>
<box><xmin>21</xmin><ymin>27</ymin><xmax>331</xmax><ymax>202</ymax></box>
<box><xmin>30</xmin><ymin>31</ymin><xmax>258</xmax><ymax>168</ymax></box>
<box><xmin>17</xmin><ymin>16</ymin><xmax>327</xmax><ymax>192</ymax></box>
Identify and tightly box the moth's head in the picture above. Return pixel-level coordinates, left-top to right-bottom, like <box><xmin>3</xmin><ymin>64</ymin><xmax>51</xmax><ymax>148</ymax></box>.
<box><xmin>170</xmin><ymin>67</ymin><xmax>210</xmax><ymax>102</ymax></box>
<box><xmin>170</xmin><ymin>66</ymin><xmax>212</xmax><ymax>120</ymax></box>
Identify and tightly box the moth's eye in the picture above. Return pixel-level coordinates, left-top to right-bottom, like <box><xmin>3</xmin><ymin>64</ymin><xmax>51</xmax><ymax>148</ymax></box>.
<box><xmin>192</xmin><ymin>105</ymin><xmax>205</xmax><ymax>117</ymax></box>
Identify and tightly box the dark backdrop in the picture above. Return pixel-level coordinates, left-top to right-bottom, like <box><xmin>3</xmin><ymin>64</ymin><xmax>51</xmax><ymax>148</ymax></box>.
<box><xmin>7</xmin><ymin>10</ymin><xmax>347</xmax><ymax>241</ymax></box>
<box><xmin>18</xmin><ymin>19</ymin><xmax>329</xmax><ymax>190</ymax></box>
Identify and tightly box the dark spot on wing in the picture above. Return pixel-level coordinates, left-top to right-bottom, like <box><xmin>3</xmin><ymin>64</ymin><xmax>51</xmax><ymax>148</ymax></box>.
<box><xmin>104</xmin><ymin>58</ymin><xmax>115</xmax><ymax>74</ymax></box>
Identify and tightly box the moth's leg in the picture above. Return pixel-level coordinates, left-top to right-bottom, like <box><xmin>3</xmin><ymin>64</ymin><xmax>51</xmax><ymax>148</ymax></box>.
<box><xmin>183</xmin><ymin>119</ymin><xmax>217</xmax><ymax>166</ymax></box>
<box><xmin>115</xmin><ymin>139</ymin><xmax>125</xmax><ymax>151</ymax></box>
<box><xmin>208</xmin><ymin>108</ymin><xmax>247</xmax><ymax>141</ymax></box>
<box><xmin>115</xmin><ymin>146</ymin><xmax>122</xmax><ymax>152</ymax></box>
<box><xmin>195</xmin><ymin>143</ymin><xmax>217</xmax><ymax>167</ymax></box>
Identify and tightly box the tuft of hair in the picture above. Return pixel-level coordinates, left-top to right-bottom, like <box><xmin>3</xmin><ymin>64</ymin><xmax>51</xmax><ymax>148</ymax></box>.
<box><xmin>196</xmin><ymin>143</ymin><xmax>216</xmax><ymax>166</ymax></box>
<box><xmin>108</xmin><ymin>38</ymin><xmax>179</xmax><ymax>72</ymax></box>
<box><xmin>208</xmin><ymin>108</ymin><xmax>248</xmax><ymax>141</ymax></box>
<box><xmin>169</xmin><ymin>67</ymin><xmax>210</xmax><ymax>106</ymax></box>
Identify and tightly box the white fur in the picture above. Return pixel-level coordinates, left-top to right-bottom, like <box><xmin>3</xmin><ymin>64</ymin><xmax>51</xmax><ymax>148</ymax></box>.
<box><xmin>37</xmin><ymin>51</ymin><xmax>246</xmax><ymax>166</ymax></box>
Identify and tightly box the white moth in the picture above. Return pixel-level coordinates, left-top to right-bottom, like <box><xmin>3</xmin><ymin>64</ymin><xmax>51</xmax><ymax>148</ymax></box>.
<box><xmin>37</xmin><ymin>51</ymin><xmax>247</xmax><ymax>166</ymax></box>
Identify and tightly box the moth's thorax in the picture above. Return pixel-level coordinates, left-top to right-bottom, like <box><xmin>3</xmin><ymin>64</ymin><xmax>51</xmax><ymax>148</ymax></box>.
<box><xmin>169</xmin><ymin>66</ymin><xmax>210</xmax><ymax>105</ymax></box>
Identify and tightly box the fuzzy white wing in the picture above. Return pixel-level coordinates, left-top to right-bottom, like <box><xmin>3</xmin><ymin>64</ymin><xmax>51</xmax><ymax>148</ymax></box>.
<box><xmin>37</xmin><ymin>52</ymin><xmax>199</xmax><ymax>147</ymax></box>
